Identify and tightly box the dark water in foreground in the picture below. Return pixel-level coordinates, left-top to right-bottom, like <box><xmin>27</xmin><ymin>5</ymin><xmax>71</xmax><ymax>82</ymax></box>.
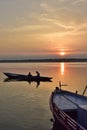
<box><xmin>0</xmin><ymin>62</ymin><xmax>87</xmax><ymax>130</ymax></box>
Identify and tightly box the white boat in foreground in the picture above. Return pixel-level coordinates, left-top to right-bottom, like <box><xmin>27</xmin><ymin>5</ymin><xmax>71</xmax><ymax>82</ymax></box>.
<box><xmin>50</xmin><ymin>83</ymin><xmax>87</xmax><ymax>130</ymax></box>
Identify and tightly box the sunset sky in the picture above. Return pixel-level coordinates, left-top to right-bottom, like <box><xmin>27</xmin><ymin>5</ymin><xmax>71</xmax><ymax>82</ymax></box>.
<box><xmin>0</xmin><ymin>0</ymin><xmax>87</xmax><ymax>59</ymax></box>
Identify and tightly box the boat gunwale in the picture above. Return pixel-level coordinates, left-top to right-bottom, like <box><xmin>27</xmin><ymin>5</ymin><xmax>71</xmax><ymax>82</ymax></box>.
<box><xmin>55</xmin><ymin>89</ymin><xmax>87</xmax><ymax>100</ymax></box>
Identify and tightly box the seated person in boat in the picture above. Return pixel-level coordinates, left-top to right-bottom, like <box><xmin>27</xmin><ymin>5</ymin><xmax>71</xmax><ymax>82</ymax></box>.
<box><xmin>28</xmin><ymin>72</ymin><xmax>32</xmax><ymax>78</ymax></box>
<box><xmin>36</xmin><ymin>71</ymin><xmax>40</xmax><ymax>77</ymax></box>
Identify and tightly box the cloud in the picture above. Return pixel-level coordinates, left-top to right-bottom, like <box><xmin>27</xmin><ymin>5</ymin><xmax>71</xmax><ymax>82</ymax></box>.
<box><xmin>40</xmin><ymin>1</ymin><xmax>87</xmax><ymax>36</ymax></box>
<box><xmin>72</xmin><ymin>0</ymin><xmax>87</xmax><ymax>5</ymax></box>
<box><xmin>0</xmin><ymin>25</ymin><xmax>49</xmax><ymax>33</ymax></box>
<box><xmin>0</xmin><ymin>0</ymin><xmax>87</xmax><ymax>42</ymax></box>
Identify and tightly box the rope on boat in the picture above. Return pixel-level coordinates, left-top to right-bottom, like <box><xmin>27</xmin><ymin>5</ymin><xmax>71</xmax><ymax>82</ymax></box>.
<box><xmin>82</xmin><ymin>86</ymin><xmax>87</xmax><ymax>96</ymax></box>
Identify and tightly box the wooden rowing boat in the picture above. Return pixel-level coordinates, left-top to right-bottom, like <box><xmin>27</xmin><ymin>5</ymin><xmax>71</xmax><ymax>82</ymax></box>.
<box><xmin>3</xmin><ymin>72</ymin><xmax>52</xmax><ymax>82</ymax></box>
<box><xmin>50</xmin><ymin>82</ymin><xmax>87</xmax><ymax>130</ymax></box>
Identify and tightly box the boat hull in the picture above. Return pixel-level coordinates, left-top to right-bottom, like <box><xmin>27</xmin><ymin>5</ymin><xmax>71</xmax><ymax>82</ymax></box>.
<box><xmin>50</xmin><ymin>92</ymin><xmax>71</xmax><ymax>130</ymax></box>
<box><xmin>3</xmin><ymin>72</ymin><xmax>52</xmax><ymax>82</ymax></box>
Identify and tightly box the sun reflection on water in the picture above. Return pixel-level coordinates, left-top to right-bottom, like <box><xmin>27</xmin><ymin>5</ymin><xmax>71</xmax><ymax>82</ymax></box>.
<box><xmin>61</xmin><ymin>62</ymin><xmax>64</xmax><ymax>75</ymax></box>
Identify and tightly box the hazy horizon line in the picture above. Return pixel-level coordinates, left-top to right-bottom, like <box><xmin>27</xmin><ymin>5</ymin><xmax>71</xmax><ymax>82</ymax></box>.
<box><xmin>0</xmin><ymin>58</ymin><xmax>87</xmax><ymax>63</ymax></box>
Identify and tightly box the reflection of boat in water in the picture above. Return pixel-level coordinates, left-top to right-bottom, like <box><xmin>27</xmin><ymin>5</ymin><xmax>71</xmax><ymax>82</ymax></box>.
<box><xmin>4</xmin><ymin>78</ymin><xmax>41</xmax><ymax>87</ymax></box>
<box><xmin>3</xmin><ymin>72</ymin><xmax>52</xmax><ymax>82</ymax></box>
<box><xmin>50</xmin><ymin>82</ymin><xmax>87</xmax><ymax>130</ymax></box>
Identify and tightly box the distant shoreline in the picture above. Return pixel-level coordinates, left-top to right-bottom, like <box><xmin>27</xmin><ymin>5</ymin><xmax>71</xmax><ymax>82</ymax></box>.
<box><xmin>0</xmin><ymin>58</ymin><xmax>87</xmax><ymax>63</ymax></box>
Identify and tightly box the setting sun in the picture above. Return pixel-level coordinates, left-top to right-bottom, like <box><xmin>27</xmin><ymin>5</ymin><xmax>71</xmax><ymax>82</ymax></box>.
<box><xmin>60</xmin><ymin>52</ymin><xmax>66</xmax><ymax>56</ymax></box>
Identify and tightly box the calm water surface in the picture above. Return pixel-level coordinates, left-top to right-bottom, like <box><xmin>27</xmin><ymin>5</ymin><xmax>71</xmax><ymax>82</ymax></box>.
<box><xmin>0</xmin><ymin>62</ymin><xmax>87</xmax><ymax>130</ymax></box>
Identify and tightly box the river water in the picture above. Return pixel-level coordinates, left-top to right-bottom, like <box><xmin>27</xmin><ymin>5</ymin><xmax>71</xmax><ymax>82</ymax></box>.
<box><xmin>0</xmin><ymin>62</ymin><xmax>87</xmax><ymax>130</ymax></box>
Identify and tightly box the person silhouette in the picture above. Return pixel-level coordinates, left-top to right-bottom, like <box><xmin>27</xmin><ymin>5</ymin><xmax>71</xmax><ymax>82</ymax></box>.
<box><xmin>28</xmin><ymin>72</ymin><xmax>32</xmax><ymax>79</ymax></box>
<box><xmin>36</xmin><ymin>71</ymin><xmax>40</xmax><ymax>77</ymax></box>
